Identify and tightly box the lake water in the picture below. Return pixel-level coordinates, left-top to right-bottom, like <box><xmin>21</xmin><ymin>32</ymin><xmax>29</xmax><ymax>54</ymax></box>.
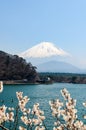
<box><xmin>0</xmin><ymin>83</ymin><xmax>86</xmax><ymax>129</ymax></box>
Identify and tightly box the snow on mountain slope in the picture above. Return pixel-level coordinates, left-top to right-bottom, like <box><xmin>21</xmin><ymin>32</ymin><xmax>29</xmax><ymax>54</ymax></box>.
<box><xmin>19</xmin><ymin>42</ymin><xmax>70</xmax><ymax>58</ymax></box>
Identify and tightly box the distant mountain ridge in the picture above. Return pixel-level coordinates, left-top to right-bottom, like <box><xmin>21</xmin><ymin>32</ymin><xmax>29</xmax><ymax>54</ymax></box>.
<box><xmin>37</xmin><ymin>61</ymin><xmax>81</xmax><ymax>73</ymax></box>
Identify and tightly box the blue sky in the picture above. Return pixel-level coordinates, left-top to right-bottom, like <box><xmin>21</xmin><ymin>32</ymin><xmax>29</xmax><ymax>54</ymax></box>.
<box><xmin>0</xmin><ymin>0</ymin><xmax>86</xmax><ymax>68</ymax></box>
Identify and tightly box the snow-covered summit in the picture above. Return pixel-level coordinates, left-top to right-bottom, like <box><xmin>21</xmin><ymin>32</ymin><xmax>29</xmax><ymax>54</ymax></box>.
<box><xmin>19</xmin><ymin>42</ymin><xmax>69</xmax><ymax>58</ymax></box>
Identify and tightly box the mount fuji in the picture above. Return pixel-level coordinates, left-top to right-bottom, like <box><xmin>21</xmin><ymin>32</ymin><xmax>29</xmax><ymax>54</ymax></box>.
<box><xmin>19</xmin><ymin>42</ymin><xmax>70</xmax><ymax>58</ymax></box>
<box><xmin>19</xmin><ymin>42</ymin><xmax>81</xmax><ymax>73</ymax></box>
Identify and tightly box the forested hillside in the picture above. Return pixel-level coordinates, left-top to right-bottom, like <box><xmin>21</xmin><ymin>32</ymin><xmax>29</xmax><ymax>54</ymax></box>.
<box><xmin>0</xmin><ymin>51</ymin><xmax>39</xmax><ymax>82</ymax></box>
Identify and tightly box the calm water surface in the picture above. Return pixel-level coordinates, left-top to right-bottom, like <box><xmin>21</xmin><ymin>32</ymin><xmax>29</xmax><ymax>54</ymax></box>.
<box><xmin>0</xmin><ymin>83</ymin><xmax>86</xmax><ymax>129</ymax></box>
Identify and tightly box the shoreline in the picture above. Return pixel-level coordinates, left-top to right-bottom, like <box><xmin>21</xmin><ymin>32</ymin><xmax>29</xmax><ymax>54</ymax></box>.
<box><xmin>2</xmin><ymin>73</ymin><xmax>86</xmax><ymax>85</ymax></box>
<box><xmin>2</xmin><ymin>80</ymin><xmax>86</xmax><ymax>85</ymax></box>
<box><xmin>3</xmin><ymin>80</ymin><xmax>40</xmax><ymax>85</ymax></box>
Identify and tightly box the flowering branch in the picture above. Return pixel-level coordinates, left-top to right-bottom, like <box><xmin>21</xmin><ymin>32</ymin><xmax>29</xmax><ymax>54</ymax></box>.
<box><xmin>0</xmin><ymin>124</ymin><xmax>9</xmax><ymax>130</ymax></box>
<box><xmin>0</xmin><ymin>81</ymin><xmax>86</xmax><ymax>130</ymax></box>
